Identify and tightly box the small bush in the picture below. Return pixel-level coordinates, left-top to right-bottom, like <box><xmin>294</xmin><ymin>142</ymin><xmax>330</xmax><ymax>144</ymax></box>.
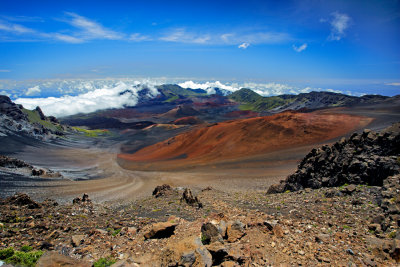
<box><xmin>93</xmin><ymin>257</ymin><xmax>116</xmax><ymax>267</ymax></box>
<box><xmin>0</xmin><ymin>247</ymin><xmax>14</xmax><ymax>260</ymax></box>
<box><xmin>20</xmin><ymin>245</ymin><xmax>33</xmax><ymax>252</ymax></box>
<box><xmin>388</xmin><ymin>231</ymin><xmax>397</xmax><ymax>239</ymax></box>
<box><xmin>0</xmin><ymin>247</ymin><xmax>43</xmax><ymax>267</ymax></box>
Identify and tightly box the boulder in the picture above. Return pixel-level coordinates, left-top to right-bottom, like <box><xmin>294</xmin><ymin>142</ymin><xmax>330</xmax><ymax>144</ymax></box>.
<box><xmin>160</xmin><ymin>236</ymin><xmax>212</xmax><ymax>267</ymax></box>
<box><xmin>72</xmin><ymin>194</ymin><xmax>91</xmax><ymax>205</ymax></box>
<box><xmin>226</xmin><ymin>221</ymin><xmax>245</xmax><ymax>243</ymax></box>
<box><xmin>268</xmin><ymin>124</ymin><xmax>400</xmax><ymax>193</ymax></box>
<box><xmin>4</xmin><ymin>193</ymin><xmax>41</xmax><ymax>209</ymax></box>
<box><xmin>143</xmin><ymin>221</ymin><xmax>178</xmax><ymax>239</ymax></box>
<box><xmin>152</xmin><ymin>184</ymin><xmax>173</xmax><ymax>198</ymax></box>
<box><xmin>201</xmin><ymin>222</ymin><xmax>222</xmax><ymax>244</ymax></box>
<box><xmin>181</xmin><ymin>188</ymin><xmax>203</xmax><ymax>208</ymax></box>
<box><xmin>71</xmin><ymin>234</ymin><xmax>86</xmax><ymax>247</ymax></box>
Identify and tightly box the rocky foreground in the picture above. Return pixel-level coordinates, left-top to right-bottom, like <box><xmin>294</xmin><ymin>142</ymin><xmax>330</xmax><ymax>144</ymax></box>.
<box><xmin>1</xmin><ymin>124</ymin><xmax>400</xmax><ymax>266</ymax></box>
<box><xmin>1</xmin><ymin>176</ymin><xmax>400</xmax><ymax>266</ymax></box>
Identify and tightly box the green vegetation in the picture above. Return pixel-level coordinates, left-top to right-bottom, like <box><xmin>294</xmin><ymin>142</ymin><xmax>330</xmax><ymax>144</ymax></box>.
<box><xmin>0</xmin><ymin>247</ymin><xmax>43</xmax><ymax>267</ymax></box>
<box><xmin>93</xmin><ymin>257</ymin><xmax>116</xmax><ymax>267</ymax></box>
<box><xmin>165</xmin><ymin>95</ymin><xmax>179</xmax><ymax>102</ymax></box>
<box><xmin>157</xmin><ymin>84</ymin><xmax>206</xmax><ymax>103</ymax></box>
<box><xmin>20</xmin><ymin>246</ymin><xmax>33</xmax><ymax>252</ymax></box>
<box><xmin>388</xmin><ymin>231</ymin><xmax>397</xmax><ymax>239</ymax></box>
<box><xmin>22</xmin><ymin>108</ymin><xmax>63</xmax><ymax>132</ymax></box>
<box><xmin>106</xmin><ymin>227</ymin><xmax>121</xmax><ymax>236</ymax></box>
<box><xmin>229</xmin><ymin>88</ymin><xmax>296</xmax><ymax>111</ymax></box>
<box><xmin>72</xmin><ymin>127</ymin><xmax>110</xmax><ymax>137</ymax></box>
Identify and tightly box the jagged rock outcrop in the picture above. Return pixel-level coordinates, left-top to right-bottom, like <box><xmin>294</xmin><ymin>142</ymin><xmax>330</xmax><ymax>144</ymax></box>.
<box><xmin>0</xmin><ymin>95</ymin><xmax>27</xmax><ymax>121</ymax></box>
<box><xmin>0</xmin><ymin>155</ymin><xmax>62</xmax><ymax>178</ymax></box>
<box><xmin>268</xmin><ymin>123</ymin><xmax>400</xmax><ymax>193</ymax></box>
<box><xmin>0</xmin><ymin>94</ymin><xmax>64</xmax><ymax>139</ymax></box>
<box><xmin>152</xmin><ymin>184</ymin><xmax>173</xmax><ymax>198</ymax></box>
<box><xmin>181</xmin><ymin>188</ymin><xmax>203</xmax><ymax>208</ymax></box>
<box><xmin>0</xmin><ymin>193</ymin><xmax>41</xmax><ymax>209</ymax></box>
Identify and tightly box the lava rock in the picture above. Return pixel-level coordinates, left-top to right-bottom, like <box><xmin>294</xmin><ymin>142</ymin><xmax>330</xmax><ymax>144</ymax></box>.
<box><xmin>152</xmin><ymin>184</ymin><xmax>173</xmax><ymax>198</ymax></box>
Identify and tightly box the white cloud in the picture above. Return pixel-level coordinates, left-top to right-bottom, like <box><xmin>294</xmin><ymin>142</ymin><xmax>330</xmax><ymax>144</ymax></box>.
<box><xmin>0</xmin><ymin>21</ymin><xmax>36</xmax><ymax>34</ymax></box>
<box><xmin>15</xmin><ymin>81</ymin><xmax>159</xmax><ymax>117</ymax></box>
<box><xmin>25</xmin><ymin>85</ymin><xmax>41</xmax><ymax>96</ymax></box>
<box><xmin>178</xmin><ymin>80</ymin><xmax>239</xmax><ymax>94</ymax></box>
<box><xmin>129</xmin><ymin>33</ymin><xmax>151</xmax><ymax>42</ymax></box>
<box><xmin>64</xmin><ymin>12</ymin><xmax>124</xmax><ymax>40</ymax></box>
<box><xmin>386</xmin><ymin>82</ymin><xmax>400</xmax><ymax>86</ymax></box>
<box><xmin>53</xmin><ymin>33</ymin><xmax>84</xmax><ymax>43</ymax></box>
<box><xmin>238</xmin><ymin>42</ymin><xmax>250</xmax><ymax>49</ymax></box>
<box><xmin>0</xmin><ymin>90</ymin><xmax>10</xmax><ymax>96</ymax></box>
<box><xmin>221</xmin><ymin>33</ymin><xmax>234</xmax><ymax>42</ymax></box>
<box><xmin>326</xmin><ymin>88</ymin><xmax>343</xmax><ymax>94</ymax></box>
<box><xmin>292</xmin><ymin>43</ymin><xmax>307</xmax><ymax>52</ymax></box>
<box><xmin>328</xmin><ymin>12</ymin><xmax>351</xmax><ymax>41</ymax></box>
<box><xmin>160</xmin><ymin>28</ymin><xmax>211</xmax><ymax>44</ymax></box>
<box><xmin>160</xmin><ymin>28</ymin><xmax>291</xmax><ymax>46</ymax></box>
<box><xmin>238</xmin><ymin>32</ymin><xmax>291</xmax><ymax>44</ymax></box>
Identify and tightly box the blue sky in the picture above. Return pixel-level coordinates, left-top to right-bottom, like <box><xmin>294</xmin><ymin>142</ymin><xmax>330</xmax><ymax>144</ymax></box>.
<box><xmin>0</xmin><ymin>0</ymin><xmax>399</xmax><ymax>96</ymax></box>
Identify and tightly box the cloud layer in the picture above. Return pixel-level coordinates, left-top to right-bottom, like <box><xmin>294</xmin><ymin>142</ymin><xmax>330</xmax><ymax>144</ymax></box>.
<box><xmin>8</xmin><ymin>78</ymin><xmax>369</xmax><ymax>118</ymax></box>
<box><xmin>15</xmin><ymin>81</ymin><xmax>159</xmax><ymax>117</ymax></box>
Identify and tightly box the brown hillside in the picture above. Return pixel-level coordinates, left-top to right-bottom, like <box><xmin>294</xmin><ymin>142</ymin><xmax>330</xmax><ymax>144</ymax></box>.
<box><xmin>118</xmin><ymin>111</ymin><xmax>372</xmax><ymax>168</ymax></box>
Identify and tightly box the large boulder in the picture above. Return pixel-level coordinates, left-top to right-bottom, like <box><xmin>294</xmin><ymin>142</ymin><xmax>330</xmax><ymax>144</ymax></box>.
<box><xmin>143</xmin><ymin>221</ymin><xmax>178</xmax><ymax>239</ymax></box>
<box><xmin>160</xmin><ymin>236</ymin><xmax>212</xmax><ymax>266</ymax></box>
<box><xmin>3</xmin><ymin>193</ymin><xmax>41</xmax><ymax>209</ymax></box>
<box><xmin>152</xmin><ymin>184</ymin><xmax>173</xmax><ymax>198</ymax></box>
<box><xmin>181</xmin><ymin>188</ymin><xmax>203</xmax><ymax>208</ymax></box>
<box><xmin>268</xmin><ymin>124</ymin><xmax>400</xmax><ymax>193</ymax></box>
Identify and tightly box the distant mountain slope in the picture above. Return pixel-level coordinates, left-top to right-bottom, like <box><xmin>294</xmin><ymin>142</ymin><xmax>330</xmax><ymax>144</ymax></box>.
<box><xmin>229</xmin><ymin>88</ymin><xmax>390</xmax><ymax>112</ymax></box>
<box><xmin>156</xmin><ymin>84</ymin><xmax>206</xmax><ymax>102</ymax></box>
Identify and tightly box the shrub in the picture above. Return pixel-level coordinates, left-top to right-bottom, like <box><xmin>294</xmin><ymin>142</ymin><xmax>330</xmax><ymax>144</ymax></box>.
<box><xmin>0</xmin><ymin>247</ymin><xmax>43</xmax><ymax>267</ymax></box>
<box><xmin>93</xmin><ymin>257</ymin><xmax>116</xmax><ymax>267</ymax></box>
<box><xmin>0</xmin><ymin>247</ymin><xmax>14</xmax><ymax>260</ymax></box>
<box><xmin>21</xmin><ymin>246</ymin><xmax>33</xmax><ymax>252</ymax></box>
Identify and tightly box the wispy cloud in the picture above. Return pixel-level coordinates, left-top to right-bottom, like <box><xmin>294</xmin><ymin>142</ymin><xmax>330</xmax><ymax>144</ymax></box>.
<box><xmin>327</xmin><ymin>12</ymin><xmax>351</xmax><ymax>41</ymax></box>
<box><xmin>0</xmin><ymin>13</ymin><xmax>292</xmax><ymax>48</ymax></box>
<box><xmin>0</xmin><ymin>21</ymin><xmax>36</xmax><ymax>34</ymax></box>
<box><xmin>238</xmin><ymin>42</ymin><xmax>250</xmax><ymax>49</ymax></box>
<box><xmin>1</xmin><ymin>15</ymin><xmax>44</xmax><ymax>23</ymax></box>
<box><xmin>129</xmin><ymin>33</ymin><xmax>151</xmax><ymax>42</ymax></box>
<box><xmin>292</xmin><ymin>43</ymin><xmax>307</xmax><ymax>52</ymax></box>
<box><xmin>64</xmin><ymin>12</ymin><xmax>124</xmax><ymax>40</ymax></box>
<box><xmin>52</xmin><ymin>33</ymin><xmax>84</xmax><ymax>43</ymax></box>
<box><xmin>0</xmin><ymin>69</ymin><xmax>11</xmax><ymax>72</ymax></box>
<box><xmin>386</xmin><ymin>82</ymin><xmax>400</xmax><ymax>86</ymax></box>
<box><xmin>0</xmin><ymin>13</ymin><xmax>126</xmax><ymax>43</ymax></box>
<box><xmin>25</xmin><ymin>85</ymin><xmax>41</xmax><ymax>96</ymax></box>
<box><xmin>160</xmin><ymin>28</ymin><xmax>211</xmax><ymax>44</ymax></box>
<box><xmin>160</xmin><ymin>28</ymin><xmax>291</xmax><ymax>46</ymax></box>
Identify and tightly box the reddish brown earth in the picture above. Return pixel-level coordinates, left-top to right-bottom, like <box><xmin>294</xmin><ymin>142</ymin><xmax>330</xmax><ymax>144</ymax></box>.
<box><xmin>173</xmin><ymin>116</ymin><xmax>203</xmax><ymax>125</ymax></box>
<box><xmin>224</xmin><ymin>110</ymin><xmax>260</xmax><ymax>119</ymax></box>
<box><xmin>160</xmin><ymin>105</ymin><xmax>200</xmax><ymax>118</ymax></box>
<box><xmin>118</xmin><ymin>110</ymin><xmax>373</xmax><ymax>170</ymax></box>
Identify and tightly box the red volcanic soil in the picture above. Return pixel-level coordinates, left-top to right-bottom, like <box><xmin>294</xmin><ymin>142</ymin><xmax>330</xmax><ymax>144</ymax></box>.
<box><xmin>160</xmin><ymin>105</ymin><xmax>199</xmax><ymax>118</ymax></box>
<box><xmin>224</xmin><ymin>110</ymin><xmax>260</xmax><ymax>119</ymax></box>
<box><xmin>173</xmin><ymin>116</ymin><xmax>203</xmax><ymax>125</ymax></box>
<box><xmin>118</xmin><ymin>111</ymin><xmax>373</xmax><ymax>169</ymax></box>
